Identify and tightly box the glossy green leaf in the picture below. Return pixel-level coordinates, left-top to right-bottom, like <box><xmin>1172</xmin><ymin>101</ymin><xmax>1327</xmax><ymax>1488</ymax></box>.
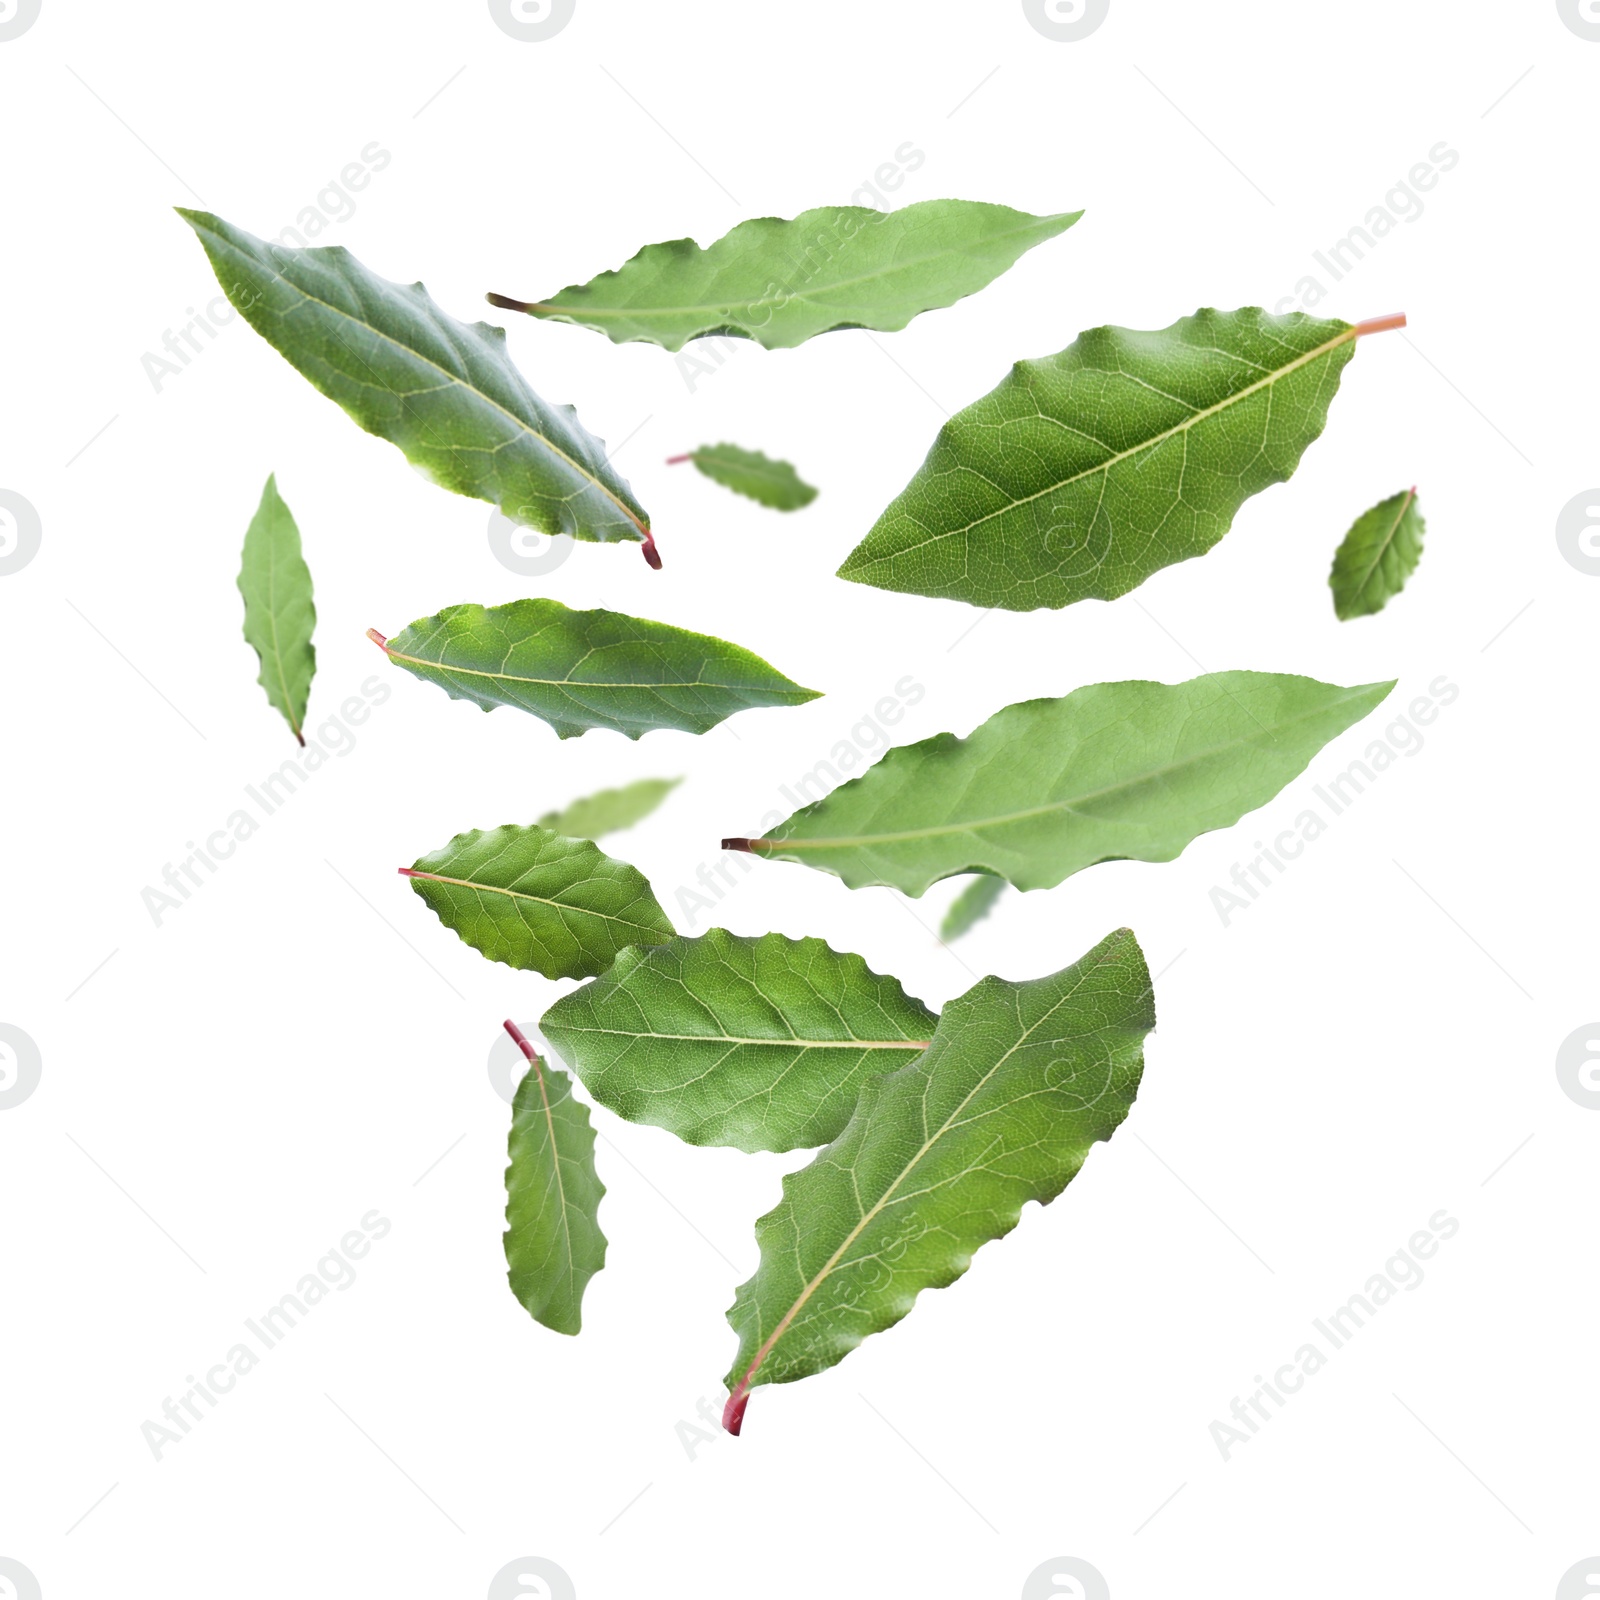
<box><xmin>838</xmin><ymin>308</ymin><xmax>1403</xmax><ymax>612</ymax></box>
<box><xmin>1330</xmin><ymin>486</ymin><xmax>1425</xmax><ymax>620</ymax></box>
<box><xmin>536</xmin><ymin>778</ymin><xmax>681</xmax><ymax>839</ymax></box>
<box><xmin>238</xmin><ymin>474</ymin><xmax>315</xmax><ymax>745</ymax></box>
<box><xmin>722</xmin><ymin>928</ymin><xmax>1154</xmax><ymax>1432</ymax></box>
<box><xmin>179</xmin><ymin>209</ymin><xmax>653</xmax><ymax>554</ymax></box>
<box><xmin>488</xmin><ymin>200</ymin><xmax>1081</xmax><ymax>351</ymax></box>
<box><xmin>504</xmin><ymin>1022</ymin><xmax>606</xmax><ymax>1336</ymax></box>
<box><xmin>939</xmin><ymin>874</ymin><xmax>1007</xmax><ymax>941</ymax></box>
<box><xmin>371</xmin><ymin>598</ymin><xmax>818</xmax><ymax>741</ymax></box>
<box><xmin>541</xmin><ymin>929</ymin><xmax>937</xmax><ymax>1154</ymax></box>
<box><xmin>727</xmin><ymin>671</ymin><xmax>1394</xmax><ymax>895</ymax></box>
<box><xmin>403</xmin><ymin>823</ymin><xmax>673</xmax><ymax>980</ymax></box>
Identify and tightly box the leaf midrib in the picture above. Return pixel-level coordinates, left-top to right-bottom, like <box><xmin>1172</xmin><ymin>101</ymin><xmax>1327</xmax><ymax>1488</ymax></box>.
<box><xmin>556</xmin><ymin>1023</ymin><xmax>931</xmax><ymax>1051</ymax></box>
<box><xmin>849</xmin><ymin>322</ymin><xmax>1357</xmax><ymax>566</ymax></box>
<box><xmin>763</xmin><ymin>686</ymin><xmax>1378</xmax><ymax>852</ymax></box>
<box><xmin>407</xmin><ymin>868</ymin><xmax>666</xmax><ymax>937</ymax></box>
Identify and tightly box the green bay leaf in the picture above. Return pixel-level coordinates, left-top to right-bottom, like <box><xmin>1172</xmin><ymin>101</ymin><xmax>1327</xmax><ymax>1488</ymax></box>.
<box><xmin>504</xmin><ymin>1022</ymin><xmax>607</xmax><ymax>1336</ymax></box>
<box><xmin>238</xmin><ymin>474</ymin><xmax>315</xmax><ymax>745</ymax></box>
<box><xmin>1330</xmin><ymin>486</ymin><xmax>1426</xmax><ymax>620</ymax></box>
<box><xmin>372</xmin><ymin>597</ymin><xmax>818</xmax><ymax>740</ymax></box>
<box><xmin>536</xmin><ymin>777</ymin><xmax>681</xmax><ymax>839</ymax></box>
<box><xmin>723</xmin><ymin>928</ymin><xmax>1155</xmax><ymax>1431</ymax></box>
<box><xmin>838</xmin><ymin>308</ymin><xmax>1403</xmax><ymax>612</ymax></box>
<box><xmin>403</xmin><ymin>823</ymin><xmax>673</xmax><ymax>979</ymax></box>
<box><xmin>488</xmin><ymin>199</ymin><xmax>1081</xmax><ymax>350</ymax></box>
<box><xmin>179</xmin><ymin>210</ymin><xmax>653</xmax><ymax>554</ymax></box>
<box><xmin>674</xmin><ymin>444</ymin><xmax>817</xmax><ymax>511</ymax></box>
<box><xmin>541</xmin><ymin>929</ymin><xmax>937</xmax><ymax>1154</ymax></box>
<box><xmin>939</xmin><ymin>874</ymin><xmax>1007</xmax><ymax>941</ymax></box>
<box><xmin>727</xmin><ymin>671</ymin><xmax>1394</xmax><ymax>895</ymax></box>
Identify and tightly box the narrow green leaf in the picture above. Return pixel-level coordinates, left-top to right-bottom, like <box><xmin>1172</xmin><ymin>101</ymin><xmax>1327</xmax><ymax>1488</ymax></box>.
<box><xmin>504</xmin><ymin>1022</ymin><xmax>606</xmax><ymax>1337</ymax></box>
<box><xmin>536</xmin><ymin>777</ymin><xmax>681</xmax><ymax>839</ymax></box>
<box><xmin>370</xmin><ymin>598</ymin><xmax>818</xmax><ymax>741</ymax></box>
<box><xmin>671</xmin><ymin>444</ymin><xmax>817</xmax><ymax>511</ymax></box>
<box><xmin>403</xmin><ymin>823</ymin><xmax>673</xmax><ymax>980</ymax></box>
<box><xmin>541</xmin><ymin>929</ymin><xmax>938</xmax><ymax>1154</ymax></box>
<box><xmin>238</xmin><ymin>474</ymin><xmax>315</xmax><ymax>745</ymax></box>
<box><xmin>726</xmin><ymin>671</ymin><xmax>1395</xmax><ymax>895</ymax></box>
<box><xmin>488</xmin><ymin>199</ymin><xmax>1082</xmax><ymax>351</ymax></box>
<box><xmin>838</xmin><ymin>308</ymin><xmax>1406</xmax><ymax>612</ymax></box>
<box><xmin>939</xmin><ymin>874</ymin><xmax>1007</xmax><ymax>941</ymax></box>
<box><xmin>178</xmin><ymin>210</ymin><xmax>655</xmax><ymax>558</ymax></box>
<box><xmin>1329</xmin><ymin>486</ymin><xmax>1426</xmax><ymax>620</ymax></box>
<box><xmin>722</xmin><ymin>928</ymin><xmax>1155</xmax><ymax>1432</ymax></box>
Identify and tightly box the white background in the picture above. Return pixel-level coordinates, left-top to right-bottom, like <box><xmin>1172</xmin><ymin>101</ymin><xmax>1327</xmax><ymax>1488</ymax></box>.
<box><xmin>2</xmin><ymin>2</ymin><xmax>1594</xmax><ymax>1596</ymax></box>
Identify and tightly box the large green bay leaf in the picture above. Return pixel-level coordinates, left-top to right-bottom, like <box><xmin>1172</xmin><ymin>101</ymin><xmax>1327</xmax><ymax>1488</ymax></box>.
<box><xmin>722</xmin><ymin>927</ymin><xmax>1155</xmax><ymax>1432</ymax></box>
<box><xmin>541</xmin><ymin>929</ymin><xmax>938</xmax><ymax>1154</ymax></box>
<box><xmin>372</xmin><ymin>598</ymin><xmax>818</xmax><ymax>740</ymax></box>
<box><xmin>179</xmin><ymin>210</ymin><xmax>653</xmax><ymax>552</ymax></box>
<box><xmin>487</xmin><ymin>200</ymin><xmax>1081</xmax><ymax>351</ymax></box>
<box><xmin>726</xmin><ymin>671</ymin><xmax>1394</xmax><ymax>895</ymax></box>
<box><xmin>838</xmin><ymin>308</ymin><xmax>1400</xmax><ymax>612</ymax></box>
<box><xmin>403</xmin><ymin>823</ymin><xmax>673</xmax><ymax>980</ymax></box>
<box><xmin>503</xmin><ymin>1022</ymin><xmax>607</xmax><ymax>1336</ymax></box>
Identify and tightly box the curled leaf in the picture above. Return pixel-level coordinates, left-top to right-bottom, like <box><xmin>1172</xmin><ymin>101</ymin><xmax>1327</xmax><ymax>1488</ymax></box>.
<box><xmin>489</xmin><ymin>199</ymin><xmax>1081</xmax><ymax>350</ymax></box>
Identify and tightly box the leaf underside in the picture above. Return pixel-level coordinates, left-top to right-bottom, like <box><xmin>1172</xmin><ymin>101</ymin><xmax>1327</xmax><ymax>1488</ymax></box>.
<box><xmin>378</xmin><ymin>597</ymin><xmax>819</xmax><ymax>740</ymax></box>
<box><xmin>689</xmin><ymin>444</ymin><xmax>817</xmax><ymax>511</ymax></box>
<box><xmin>939</xmin><ymin>874</ymin><xmax>1007</xmax><ymax>941</ymax></box>
<box><xmin>405</xmin><ymin>823</ymin><xmax>673</xmax><ymax>980</ymax></box>
<box><xmin>505</xmin><ymin>1038</ymin><xmax>607</xmax><ymax>1336</ymax></box>
<box><xmin>179</xmin><ymin>209</ymin><xmax>649</xmax><ymax>546</ymax></box>
<box><xmin>536</xmin><ymin>777</ymin><xmax>682</xmax><ymax>839</ymax></box>
<box><xmin>500</xmin><ymin>199</ymin><xmax>1082</xmax><ymax>350</ymax></box>
<box><xmin>238</xmin><ymin>474</ymin><xmax>315</xmax><ymax>744</ymax></box>
<box><xmin>838</xmin><ymin>308</ymin><xmax>1361</xmax><ymax>612</ymax></box>
<box><xmin>746</xmin><ymin>671</ymin><xmax>1396</xmax><ymax>895</ymax></box>
<box><xmin>723</xmin><ymin>928</ymin><xmax>1155</xmax><ymax>1422</ymax></box>
<box><xmin>541</xmin><ymin>929</ymin><xmax>938</xmax><ymax>1154</ymax></box>
<box><xmin>1329</xmin><ymin>487</ymin><xmax>1425</xmax><ymax>620</ymax></box>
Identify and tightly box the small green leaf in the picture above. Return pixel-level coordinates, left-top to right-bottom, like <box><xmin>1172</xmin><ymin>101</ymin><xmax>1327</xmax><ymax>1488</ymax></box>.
<box><xmin>1330</xmin><ymin>486</ymin><xmax>1426</xmax><ymax>620</ymax></box>
<box><xmin>403</xmin><ymin>823</ymin><xmax>673</xmax><ymax>980</ymax></box>
<box><xmin>371</xmin><ymin>598</ymin><xmax>819</xmax><ymax>741</ymax></box>
<box><xmin>488</xmin><ymin>199</ymin><xmax>1082</xmax><ymax>351</ymax></box>
<box><xmin>838</xmin><ymin>308</ymin><xmax>1405</xmax><ymax>612</ymax></box>
<box><xmin>536</xmin><ymin>778</ymin><xmax>681</xmax><ymax>839</ymax></box>
<box><xmin>541</xmin><ymin>929</ymin><xmax>938</xmax><ymax>1154</ymax></box>
<box><xmin>671</xmin><ymin>445</ymin><xmax>817</xmax><ymax>511</ymax></box>
<box><xmin>723</xmin><ymin>928</ymin><xmax>1155</xmax><ymax>1433</ymax></box>
<box><xmin>727</xmin><ymin>671</ymin><xmax>1395</xmax><ymax>896</ymax></box>
<box><xmin>504</xmin><ymin>1022</ymin><xmax>607</xmax><ymax>1336</ymax></box>
<box><xmin>238</xmin><ymin>474</ymin><xmax>315</xmax><ymax>745</ymax></box>
<box><xmin>939</xmin><ymin>875</ymin><xmax>1007</xmax><ymax>941</ymax></box>
<box><xmin>178</xmin><ymin>210</ymin><xmax>655</xmax><ymax>556</ymax></box>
